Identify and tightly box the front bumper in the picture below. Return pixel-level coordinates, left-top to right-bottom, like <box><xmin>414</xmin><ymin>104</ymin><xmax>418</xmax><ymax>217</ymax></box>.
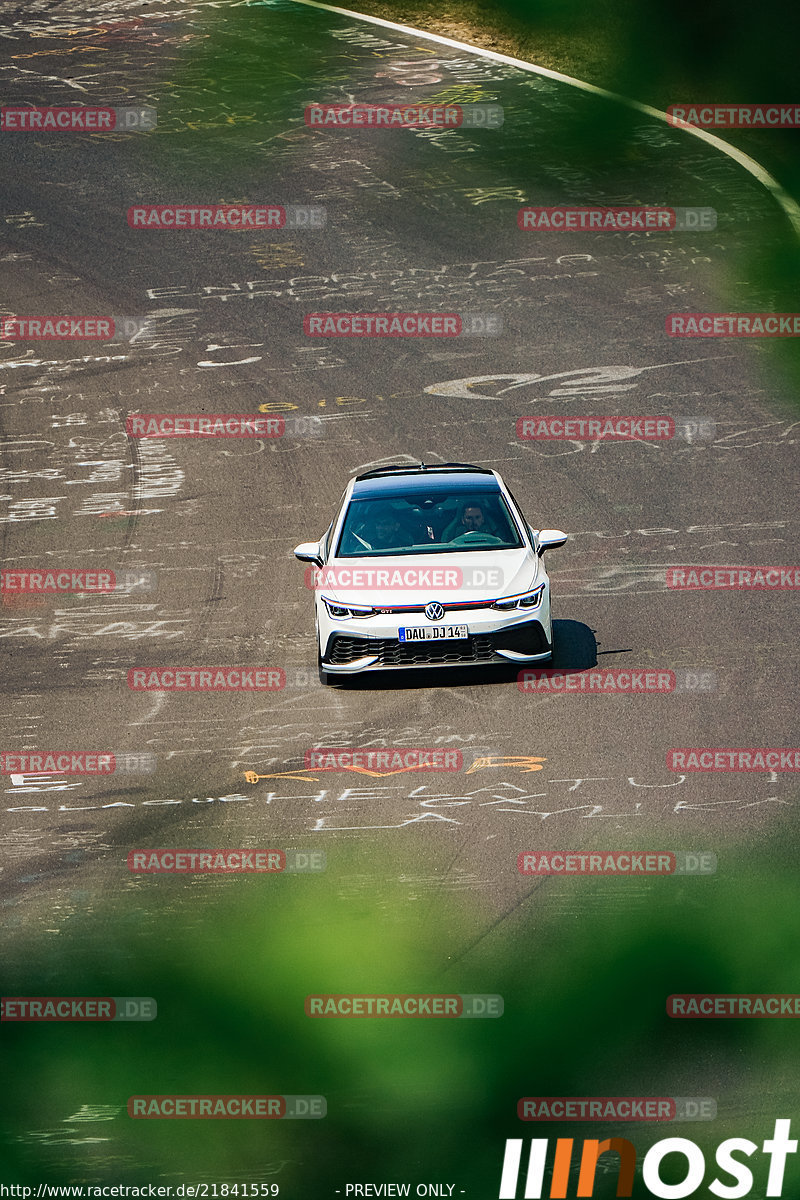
<box><xmin>321</xmin><ymin>617</ymin><xmax>552</xmax><ymax>673</ymax></box>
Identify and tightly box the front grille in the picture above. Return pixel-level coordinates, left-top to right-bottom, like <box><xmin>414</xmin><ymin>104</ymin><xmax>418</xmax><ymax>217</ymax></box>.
<box><xmin>326</xmin><ymin>621</ymin><xmax>548</xmax><ymax>667</ymax></box>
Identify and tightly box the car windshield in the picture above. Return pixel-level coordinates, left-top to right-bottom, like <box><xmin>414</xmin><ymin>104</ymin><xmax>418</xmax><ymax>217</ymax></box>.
<box><xmin>335</xmin><ymin>489</ymin><xmax>525</xmax><ymax>557</ymax></box>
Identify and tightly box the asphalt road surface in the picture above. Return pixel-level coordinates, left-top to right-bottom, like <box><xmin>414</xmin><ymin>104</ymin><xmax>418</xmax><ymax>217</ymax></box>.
<box><xmin>1</xmin><ymin>0</ymin><xmax>798</xmax><ymax>1190</ymax></box>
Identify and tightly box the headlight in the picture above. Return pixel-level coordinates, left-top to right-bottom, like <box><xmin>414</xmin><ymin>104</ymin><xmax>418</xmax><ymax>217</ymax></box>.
<box><xmin>491</xmin><ymin>584</ymin><xmax>545</xmax><ymax>611</ymax></box>
<box><xmin>321</xmin><ymin>597</ymin><xmax>375</xmax><ymax>619</ymax></box>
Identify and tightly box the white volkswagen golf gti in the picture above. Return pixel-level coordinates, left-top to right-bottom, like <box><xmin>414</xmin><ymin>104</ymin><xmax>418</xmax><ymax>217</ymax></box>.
<box><xmin>294</xmin><ymin>463</ymin><xmax>567</xmax><ymax>684</ymax></box>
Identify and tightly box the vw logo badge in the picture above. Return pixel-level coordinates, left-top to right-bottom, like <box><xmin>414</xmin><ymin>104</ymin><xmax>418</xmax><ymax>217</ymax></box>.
<box><xmin>425</xmin><ymin>601</ymin><xmax>445</xmax><ymax>621</ymax></box>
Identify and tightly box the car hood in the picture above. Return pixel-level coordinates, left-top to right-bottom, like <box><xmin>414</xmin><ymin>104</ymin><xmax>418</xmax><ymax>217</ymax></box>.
<box><xmin>316</xmin><ymin>548</ymin><xmax>539</xmax><ymax>606</ymax></box>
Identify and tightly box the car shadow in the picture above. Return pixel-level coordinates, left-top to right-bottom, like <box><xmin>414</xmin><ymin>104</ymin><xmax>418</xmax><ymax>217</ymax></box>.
<box><xmin>329</xmin><ymin>619</ymin><xmax>597</xmax><ymax>690</ymax></box>
<box><xmin>549</xmin><ymin>619</ymin><xmax>598</xmax><ymax>670</ymax></box>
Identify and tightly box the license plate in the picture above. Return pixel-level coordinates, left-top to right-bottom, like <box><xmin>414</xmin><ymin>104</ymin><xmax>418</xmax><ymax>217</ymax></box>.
<box><xmin>398</xmin><ymin>624</ymin><xmax>469</xmax><ymax>642</ymax></box>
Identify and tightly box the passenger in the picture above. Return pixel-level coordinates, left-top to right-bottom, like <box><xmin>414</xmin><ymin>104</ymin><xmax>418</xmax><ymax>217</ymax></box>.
<box><xmin>367</xmin><ymin>503</ymin><xmax>409</xmax><ymax>550</ymax></box>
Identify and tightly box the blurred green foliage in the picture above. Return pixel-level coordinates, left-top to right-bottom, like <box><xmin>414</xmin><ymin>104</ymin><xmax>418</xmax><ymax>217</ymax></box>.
<box><xmin>2</xmin><ymin>814</ymin><xmax>800</xmax><ymax>1194</ymax></box>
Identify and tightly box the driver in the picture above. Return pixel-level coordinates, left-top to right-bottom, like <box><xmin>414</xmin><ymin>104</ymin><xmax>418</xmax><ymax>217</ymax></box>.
<box><xmin>460</xmin><ymin>503</ymin><xmax>487</xmax><ymax>532</ymax></box>
<box><xmin>442</xmin><ymin>501</ymin><xmax>501</xmax><ymax>541</ymax></box>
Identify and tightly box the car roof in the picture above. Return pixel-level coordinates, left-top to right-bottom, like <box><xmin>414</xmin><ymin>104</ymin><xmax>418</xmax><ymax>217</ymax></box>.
<box><xmin>351</xmin><ymin>464</ymin><xmax>501</xmax><ymax>499</ymax></box>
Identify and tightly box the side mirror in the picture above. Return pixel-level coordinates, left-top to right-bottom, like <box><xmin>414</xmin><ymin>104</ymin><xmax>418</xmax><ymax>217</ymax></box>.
<box><xmin>538</xmin><ymin>529</ymin><xmax>568</xmax><ymax>554</ymax></box>
<box><xmin>294</xmin><ymin>542</ymin><xmax>323</xmax><ymax>567</ymax></box>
